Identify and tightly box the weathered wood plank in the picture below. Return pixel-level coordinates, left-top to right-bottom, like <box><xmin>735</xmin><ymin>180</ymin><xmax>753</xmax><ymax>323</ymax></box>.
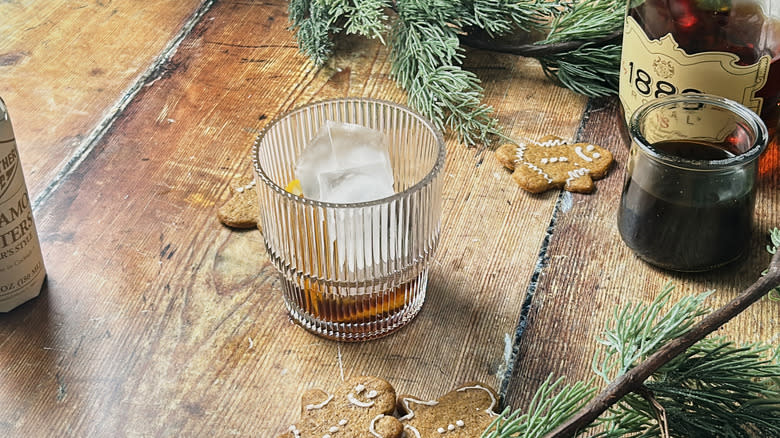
<box><xmin>0</xmin><ymin>0</ymin><xmax>207</xmax><ymax>198</ymax></box>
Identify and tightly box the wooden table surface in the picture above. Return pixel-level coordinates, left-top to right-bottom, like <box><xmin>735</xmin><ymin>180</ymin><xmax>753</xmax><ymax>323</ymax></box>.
<box><xmin>1</xmin><ymin>1</ymin><xmax>777</xmax><ymax>436</ymax></box>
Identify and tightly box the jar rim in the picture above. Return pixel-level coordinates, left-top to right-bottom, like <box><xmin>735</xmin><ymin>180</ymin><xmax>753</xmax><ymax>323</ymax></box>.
<box><xmin>629</xmin><ymin>94</ymin><xmax>768</xmax><ymax>170</ymax></box>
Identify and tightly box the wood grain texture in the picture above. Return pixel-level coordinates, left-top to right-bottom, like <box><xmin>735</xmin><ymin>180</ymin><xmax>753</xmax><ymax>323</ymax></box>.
<box><xmin>0</xmin><ymin>1</ymin><xmax>590</xmax><ymax>436</ymax></box>
<box><xmin>4</xmin><ymin>0</ymin><xmax>774</xmax><ymax>436</ymax></box>
<box><xmin>0</xmin><ymin>0</ymin><xmax>207</xmax><ymax>199</ymax></box>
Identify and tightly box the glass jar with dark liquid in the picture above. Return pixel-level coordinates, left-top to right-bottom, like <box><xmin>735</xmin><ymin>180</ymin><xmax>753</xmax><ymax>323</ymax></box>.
<box><xmin>618</xmin><ymin>94</ymin><xmax>768</xmax><ymax>271</ymax></box>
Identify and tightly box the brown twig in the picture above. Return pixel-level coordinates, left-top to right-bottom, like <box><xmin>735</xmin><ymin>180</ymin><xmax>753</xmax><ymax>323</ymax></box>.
<box><xmin>458</xmin><ymin>30</ymin><xmax>623</xmax><ymax>57</ymax></box>
<box><xmin>542</xmin><ymin>249</ymin><xmax>780</xmax><ymax>438</ymax></box>
<box><xmin>636</xmin><ymin>386</ymin><xmax>669</xmax><ymax>438</ymax></box>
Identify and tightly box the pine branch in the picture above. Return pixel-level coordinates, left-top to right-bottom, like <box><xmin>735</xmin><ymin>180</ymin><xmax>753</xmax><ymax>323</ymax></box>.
<box><xmin>287</xmin><ymin>0</ymin><xmax>575</xmax><ymax>147</ymax></box>
<box><xmin>483</xmin><ymin>376</ymin><xmax>597</xmax><ymax>438</ymax></box>
<box><xmin>288</xmin><ymin>0</ymin><xmax>338</xmax><ymax>66</ymax></box>
<box><xmin>341</xmin><ymin>0</ymin><xmax>391</xmax><ymax>42</ymax></box>
<box><xmin>592</xmin><ymin>284</ymin><xmax>711</xmax><ymax>382</ymax></box>
<box><xmin>459</xmin><ymin>0</ymin><xmax>626</xmax><ymax>97</ymax></box>
<box><xmin>390</xmin><ymin>7</ymin><xmax>501</xmax><ymax>146</ymax></box>
<box><xmin>594</xmin><ymin>339</ymin><xmax>780</xmax><ymax>437</ymax></box>
<box><xmin>542</xmin><ymin>0</ymin><xmax>624</xmax><ymax>44</ymax></box>
<box><xmin>542</xmin><ymin>248</ymin><xmax>780</xmax><ymax>437</ymax></box>
<box><xmin>287</xmin><ymin>1</ymin><xmax>631</xmax><ymax>145</ymax></box>
<box><xmin>485</xmin><ymin>231</ymin><xmax>780</xmax><ymax>438</ymax></box>
<box><xmin>458</xmin><ymin>29</ymin><xmax>623</xmax><ymax>58</ymax></box>
<box><xmin>537</xmin><ymin>42</ymin><xmax>621</xmax><ymax>98</ymax></box>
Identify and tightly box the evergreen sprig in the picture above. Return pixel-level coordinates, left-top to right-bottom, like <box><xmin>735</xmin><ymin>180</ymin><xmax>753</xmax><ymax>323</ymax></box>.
<box><xmin>483</xmin><ymin>230</ymin><xmax>780</xmax><ymax>437</ymax></box>
<box><xmin>288</xmin><ymin>0</ymin><xmax>337</xmax><ymax>66</ymax></box>
<box><xmin>590</xmin><ymin>283</ymin><xmax>780</xmax><ymax>437</ymax></box>
<box><xmin>483</xmin><ymin>376</ymin><xmax>596</xmax><ymax>438</ymax></box>
<box><xmin>593</xmin><ymin>340</ymin><xmax>780</xmax><ymax>437</ymax></box>
<box><xmin>483</xmin><ymin>295</ymin><xmax>780</xmax><ymax>438</ymax></box>
<box><xmin>593</xmin><ymin>284</ymin><xmax>711</xmax><ymax>381</ymax></box>
<box><xmin>287</xmin><ymin>0</ymin><xmax>619</xmax><ymax>147</ymax></box>
<box><xmin>390</xmin><ymin>3</ymin><xmax>501</xmax><ymax>146</ymax></box>
<box><xmin>538</xmin><ymin>42</ymin><xmax>623</xmax><ymax>98</ymax></box>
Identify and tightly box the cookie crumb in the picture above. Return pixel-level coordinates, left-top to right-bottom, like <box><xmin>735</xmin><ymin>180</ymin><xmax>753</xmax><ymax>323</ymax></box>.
<box><xmin>218</xmin><ymin>177</ymin><xmax>260</xmax><ymax>229</ymax></box>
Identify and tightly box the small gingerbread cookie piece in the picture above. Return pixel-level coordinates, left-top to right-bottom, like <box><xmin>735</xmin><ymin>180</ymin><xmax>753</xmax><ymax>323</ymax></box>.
<box><xmin>497</xmin><ymin>135</ymin><xmax>613</xmax><ymax>193</ymax></box>
<box><xmin>398</xmin><ymin>382</ymin><xmax>499</xmax><ymax>437</ymax></box>
<box><xmin>279</xmin><ymin>376</ymin><xmax>403</xmax><ymax>438</ymax></box>
<box><xmin>217</xmin><ymin>177</ymin><xmax>260</xmax><ymax>229</ymax></box>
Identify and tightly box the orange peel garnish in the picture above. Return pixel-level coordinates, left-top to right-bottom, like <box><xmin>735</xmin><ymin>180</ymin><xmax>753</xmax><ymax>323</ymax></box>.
<box><xmin>285</xmin><ymin>179</ymin><xmax>303</xmax><ymax>196</ymax></box>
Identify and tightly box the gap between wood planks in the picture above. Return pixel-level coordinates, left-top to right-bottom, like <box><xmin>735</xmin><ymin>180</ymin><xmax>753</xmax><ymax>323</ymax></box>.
<box><xmin>496</xmin><ymin>98</ymin><xmax>603</xmax><ymax>405</ymax></box>
<box><xmin>31</xmin><ymin>0</ymin><xmax>217</xmax><ymax>211</ymax></box>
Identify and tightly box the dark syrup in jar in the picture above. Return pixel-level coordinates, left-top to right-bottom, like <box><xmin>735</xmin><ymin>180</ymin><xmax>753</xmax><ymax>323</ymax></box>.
<box><xmin>629</xmin><ymin>0</ymin><xmax>780</xmax><ymax>134</ymax></box>
<box><xmin>618</xmin><ymin>140</ymin><xmax>755</xmax><ymax>271</ymax></box>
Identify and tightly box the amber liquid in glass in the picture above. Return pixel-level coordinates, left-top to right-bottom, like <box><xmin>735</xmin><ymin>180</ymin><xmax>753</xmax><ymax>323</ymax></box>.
<box><xmin>618</xmin><ymin>140</ymin><xmax>755</xmax><ymax>271</ymax></box>
<box><xmin>629</xmin><ymin>0</ymin><xmax>780</xmax><ymax>133</ymax></box>
<box><xmin>284</xmin><ymin>277</ymin><xmax>420</xmax><ymax>326</ymax></box>
<box><xmin>278</xmin><ymin>214</ymin><xmax>425</xmax><ymax>339</ymax></box>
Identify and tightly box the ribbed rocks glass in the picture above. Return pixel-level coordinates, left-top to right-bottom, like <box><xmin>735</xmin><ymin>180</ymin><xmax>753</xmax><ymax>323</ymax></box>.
<box><xmin>253</xmin><ymin>98</ymin><xmax>445</xmax><ymax>341</ymax></box>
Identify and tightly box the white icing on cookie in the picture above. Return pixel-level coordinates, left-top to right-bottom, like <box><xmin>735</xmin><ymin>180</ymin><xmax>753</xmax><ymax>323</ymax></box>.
<box><xmin>574</xmin><ymin>146</ymin><xmax>593</xmax><ymax>162</ymax></box>
<box><xmin>399</xmin><ymin>397</ymin><xmax>439</xmax><ymax>420</ymax></box>
<box><xmin>523</xmin><ymin>162</ymin><xmax>553</xmax><ymax>184</ymax></box>
<box><xmin>515</xmin><ymin>143</ymin><xmax>527</xmax><ymax>162</ymax></box>
<box><xmin>355</xmin><ymin>384</ymin><xmax>366</xmax><ymax>393</ymax></box>
<box><xmin>347</xmin><ymin>392</ymin><xmax>375</xmax><ymax>408</ymax></box>
<box><xmin>566</xmin><ymin>167</ymin><xmax>589</xmax><ymax>183</ymax></box>
<box><xmin>404</xmin><ymin>425</ymin><xmax>422</xmax><ymax>438</ymax></box>
<box><xmin>369</xmin><ymin>414</ymin><xmax>387</xmax><ymax>438</ymax></box>
<box><xmin>305</xmin><ymin>394</ymin><xmax>334</xmax><ymax>411</ymax></box>
<box><xmin>437</xmin><ymin>427</ymin><xmax>446</xmax><ymax>433</ymax></box>
<box><xmin>338</xmin><ymin>419</ymin><xmax>348</xmax><ymax>426</ymax></box>
<box><xmin>456</xmin><ymin>385</ymin><xmax>498</xmax><ymax>415</ymax></box>
<box><xmin>367</xmin><ymin>390</ymin><xmax>378</xmax><ymax>399</ymax></box>
<box><xmin>516</xmin><ymin>140</ymin><xmax>555</xmax><ymax>183</ymax></box>
<box><xmin>456</xmin><ymin>420</ymin><xmax>465</xmax><ymax>427</ymax></box>
<box><xmin>235</xmin><ymin>180</ymin><xmax>256</xmax><ymax>193</ymax></box>
<box><xmin>539</xmin><ymin>138</ymin><xmax>567</xmax><ymax>147</ymax></box>
<box><xmin>541</xmin><ymin>156</ymin><xmax>569</xmax><ymax>164</ymax></box>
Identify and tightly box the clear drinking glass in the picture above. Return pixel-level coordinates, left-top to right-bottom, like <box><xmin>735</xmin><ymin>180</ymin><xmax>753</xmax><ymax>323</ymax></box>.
<box><xmin>618</xmin><ymin>94</ymin><xmax>768</xmax><ymax>272</ymax></box>
<box><xmin>253</xmin><ymin>98</ymin><xmax>446</xmax><ymax>341</ymax></box>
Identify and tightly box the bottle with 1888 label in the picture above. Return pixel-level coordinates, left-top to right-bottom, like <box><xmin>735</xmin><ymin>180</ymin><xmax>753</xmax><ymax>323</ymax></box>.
<box><xmin>619</xmin><ymin>0</ymin><xmax>780</xmax><ymax>139</ymax></box>
<box><xmin>0</xmin><ymin>97</ymin><xmax>46</xmax><ymax>312</ymax></box>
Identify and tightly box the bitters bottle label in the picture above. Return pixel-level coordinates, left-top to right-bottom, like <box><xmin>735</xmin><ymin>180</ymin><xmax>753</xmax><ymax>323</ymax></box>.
<box><xmin>0</xmin><ymin>99</ymin><xmax>46</xmax><ymax>312</ymax></box>
<box><xmin>619</xmin><ymin>15</ymin><xmax>771</xmax><ymax>123</ymax></box>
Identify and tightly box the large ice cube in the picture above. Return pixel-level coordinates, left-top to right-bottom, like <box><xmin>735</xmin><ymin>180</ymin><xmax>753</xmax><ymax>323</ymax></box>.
<box><xmin>294</xmin><ymin>121</ymin><xmax>395</xmax><ymax>203</ymax></box>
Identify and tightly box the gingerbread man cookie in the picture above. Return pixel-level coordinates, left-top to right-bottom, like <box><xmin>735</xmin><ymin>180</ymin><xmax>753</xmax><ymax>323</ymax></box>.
<box><xmin>278</xmin><ymin>376</ymin><xmax>403</xmax><ymax>438</ymax></box>
<box><xmin>397</xmin><ymin>382</ymin><xmax>499</xmax><ymax>437</ymax></box>
<box><xmin>496</xmin><ymin>135</ymin><xmax>613</xmax><ymax>193</ymax></box>
<box><xmin>217</xmin><ymin>176</ymin><xmax>260</xmax><ymax>229</ymax></box>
